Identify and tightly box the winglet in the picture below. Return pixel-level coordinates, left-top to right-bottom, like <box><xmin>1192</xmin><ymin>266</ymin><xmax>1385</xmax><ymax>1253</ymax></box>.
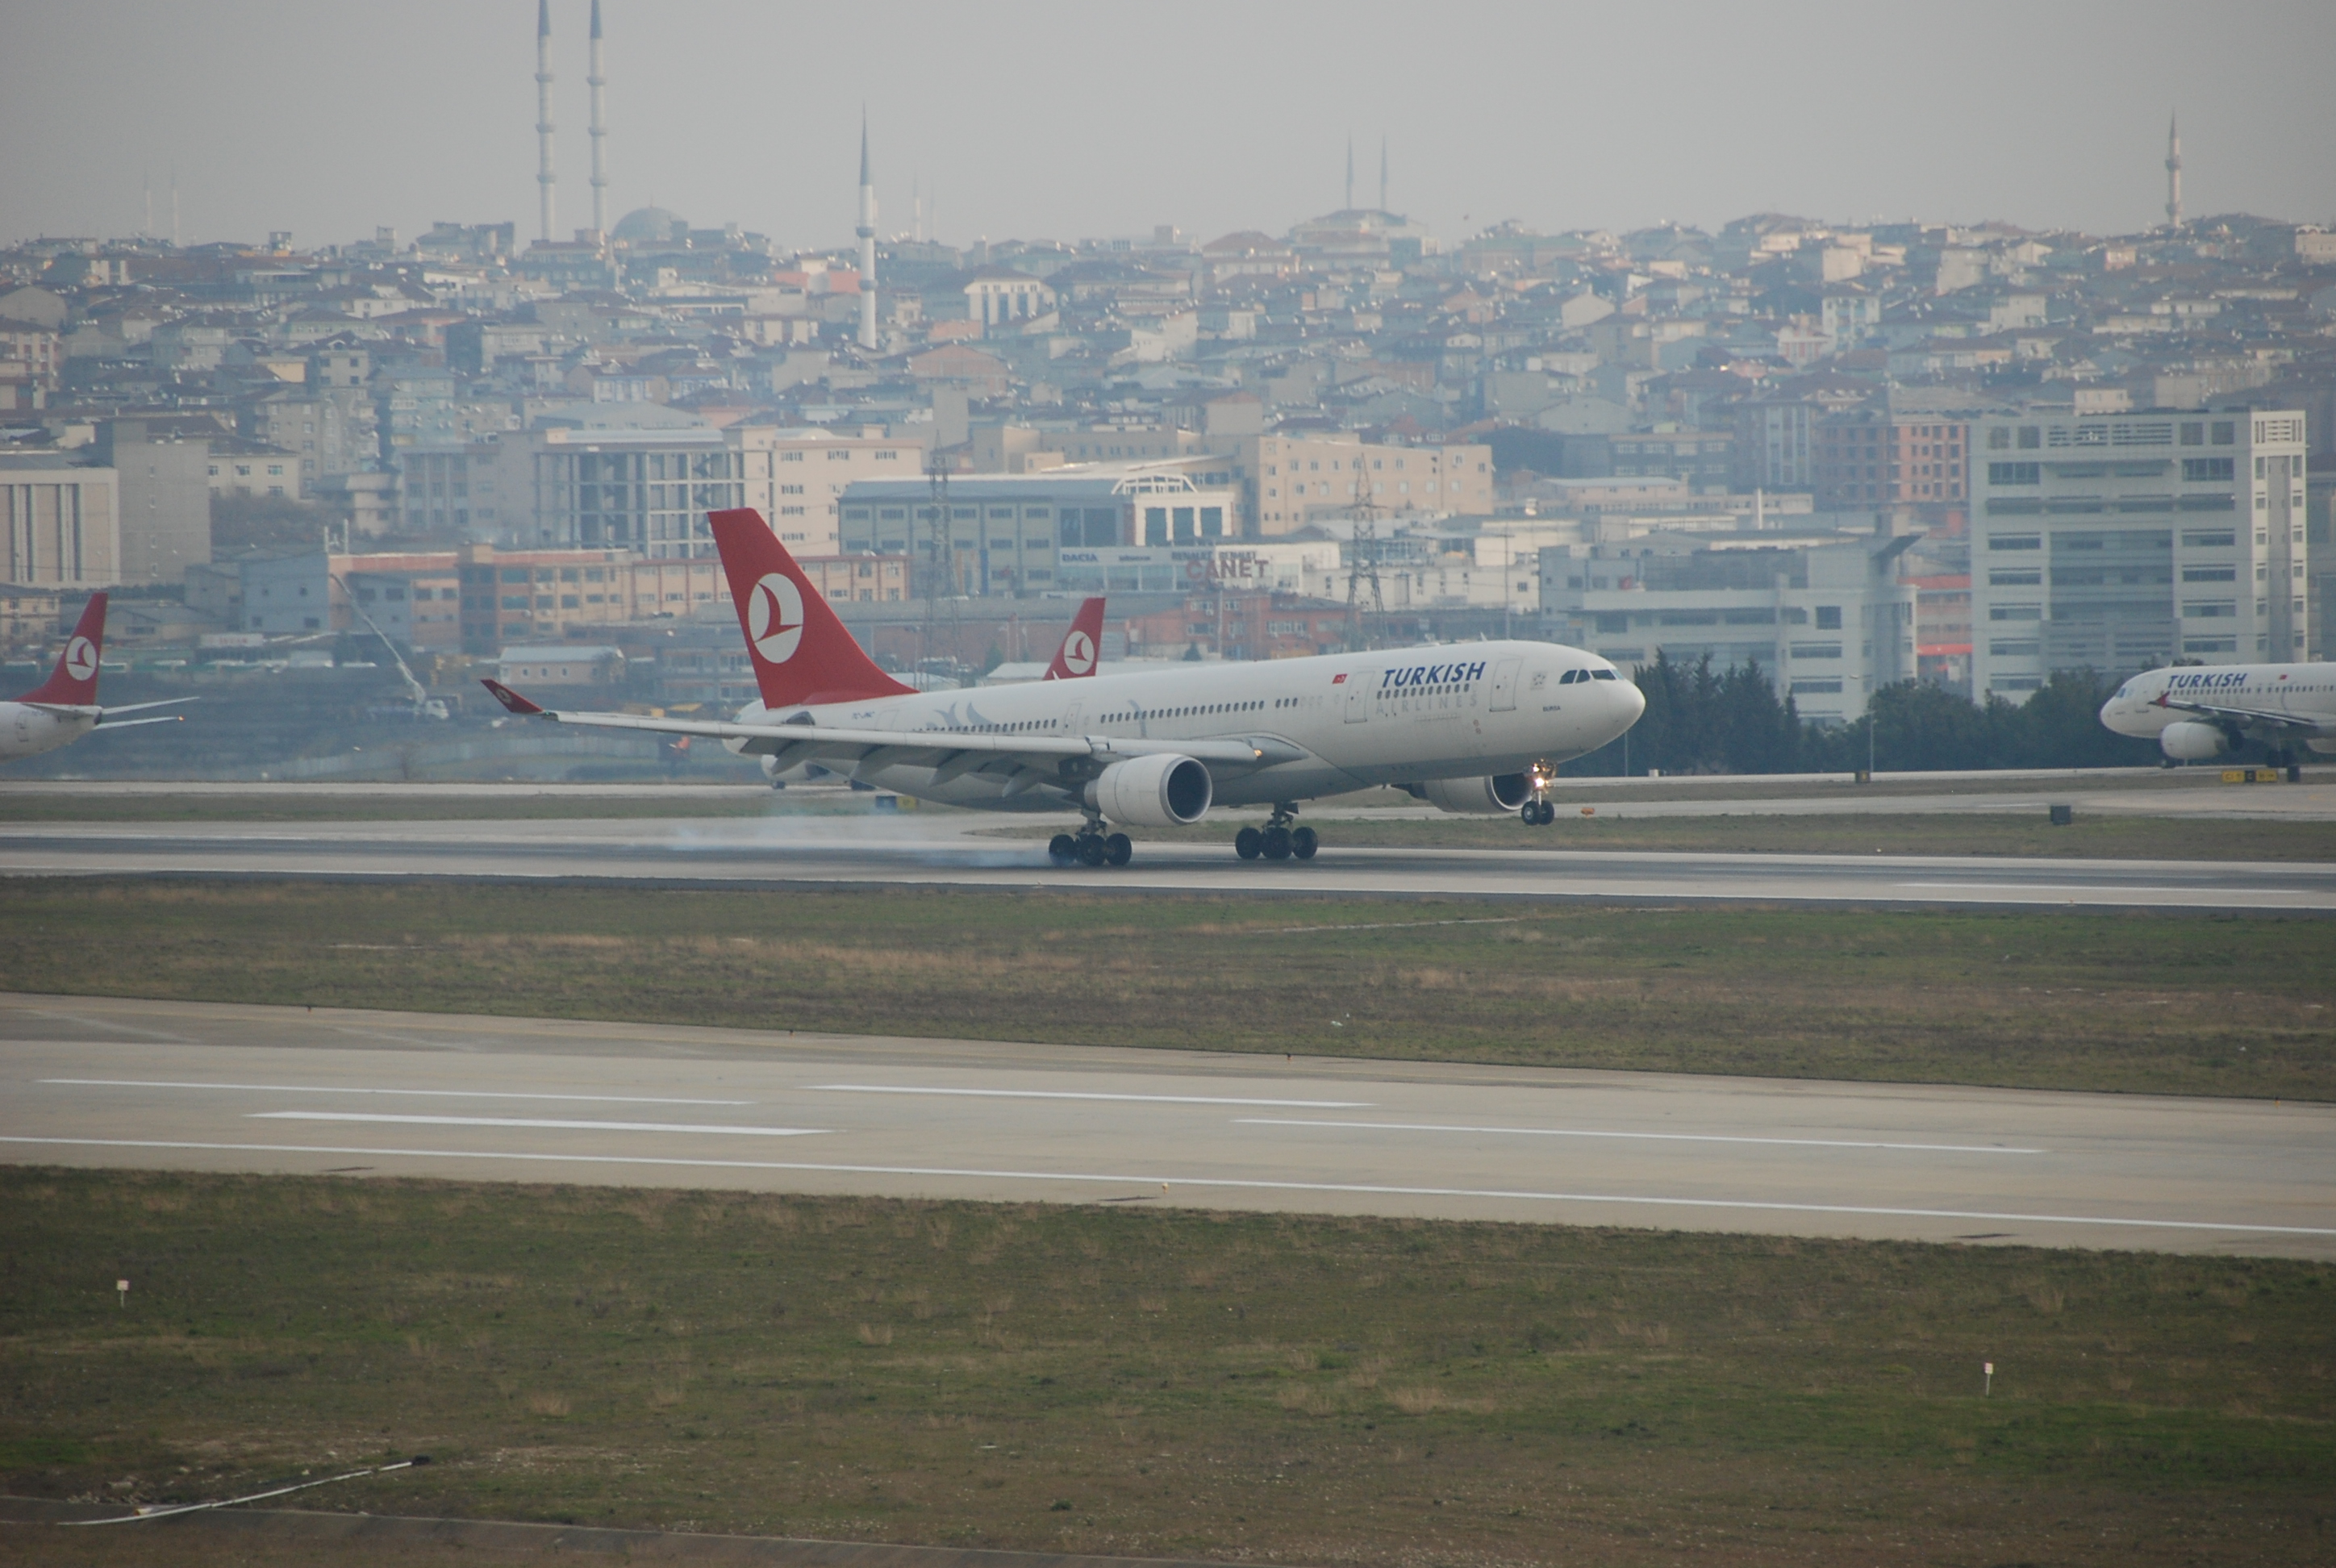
<box><xmin>1043</xmin><ymin>596</ymin><xmax>1107</xmax><ymax>680</ymax></box>
<box><xmin>17</xmin><ymin>592</ymin><xmax>106</xmax><ymax>705</ymax></box>
<box><xmin>479</xmin><ymin>678</ymin><xmax>545</xmax><ymax>715</ymax></box>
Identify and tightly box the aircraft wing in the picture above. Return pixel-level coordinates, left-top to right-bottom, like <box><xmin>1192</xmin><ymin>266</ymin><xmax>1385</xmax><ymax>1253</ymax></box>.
<box><xmin>2151</xmin><ymin>694</ymin><xmax>2332</xmax><ymax>734</ymax></box>
<box><xmin>479</xmin><ymin>679</ymin><xmax>1289</xmax><ymax>776</ymax></box>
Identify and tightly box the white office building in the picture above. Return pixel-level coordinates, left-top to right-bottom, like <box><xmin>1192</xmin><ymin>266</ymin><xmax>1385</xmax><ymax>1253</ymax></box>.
<box><xmin>1967</xmin><ymin>408</ymin><xmax>2309</xmax><ymax>700</ymax></box>
<box><xmin>1538</xmin><ymin>528</ymin><xmax>1919</xmax><ymax>726</ymax></box>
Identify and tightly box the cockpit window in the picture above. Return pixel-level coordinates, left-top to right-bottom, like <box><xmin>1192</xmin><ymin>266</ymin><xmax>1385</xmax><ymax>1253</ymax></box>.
<box><xmin>1591</xmin><ymin>668</ymin><xmax>1618</xmax><ymax>681</ymax></box>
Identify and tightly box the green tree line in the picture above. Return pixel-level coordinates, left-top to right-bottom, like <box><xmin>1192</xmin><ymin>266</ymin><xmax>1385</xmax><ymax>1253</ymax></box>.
<box><xmin>1562</xmin><ymin>650</ymin><xmax>2164</xmax><ymax>776</ymax></box>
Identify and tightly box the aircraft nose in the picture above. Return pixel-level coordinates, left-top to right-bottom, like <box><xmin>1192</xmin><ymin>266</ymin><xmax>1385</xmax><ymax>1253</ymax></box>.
<box><xmin>1618</xmin><ymin>678</ymin><xmax>1646</xmax><ymax>725</ymax></box>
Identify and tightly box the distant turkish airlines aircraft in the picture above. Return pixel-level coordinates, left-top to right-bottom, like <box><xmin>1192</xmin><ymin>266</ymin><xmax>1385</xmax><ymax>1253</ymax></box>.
<box><xmin>1</xmin><ymin>594</ymin><xmax>192</xmax><ymax>763</ymax></box>
<box><xmin>485</xmin><ymin>510</ymin><xmax>1643</xmax><ymax>866</ymax></box>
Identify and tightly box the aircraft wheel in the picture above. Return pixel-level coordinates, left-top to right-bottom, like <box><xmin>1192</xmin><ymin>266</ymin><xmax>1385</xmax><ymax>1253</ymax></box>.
<box><xmin>1520</xmin><ymin>803</ymin><xmax>1538</xmax><ymax>825</ymax></box>
<box><xmin>1290</xmin><ymin>825</ymin><xmax>1319</xmax><ymax>861</ymax></box>
<box><xmin>1262</xmin><ymin>825</ymin><xmax>1293</xmax><ymax>861</ymax></box>
<box><xmin>1048</xmin><ymin>833</ymin><xmax>1078</xmax><ymax>866</ymax></box>
<box><xmin>1537</xmin><ymin>801</ymin><xmax>1557</xmax><ymax>825</ymax></box>
<box><xmin>1235</xmin><ymin>826</ymin><xmax>1263</xmax><ymax>861</ymax></box>
<box><xmin>1105</xmin><ymin>832</ymin><xmax>1133</xmax><ymax>867</ymax></box>
<box><xmin>1076</xmin><ymin>835</ymin><xmax>1108</xmax><ymax>867</ymax></box>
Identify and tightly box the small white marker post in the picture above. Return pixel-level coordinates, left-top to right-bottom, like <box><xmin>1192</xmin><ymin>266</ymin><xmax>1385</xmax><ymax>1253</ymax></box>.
<box><xmin>117</xmin><ymin>1278</ymin><xmax>129</xmax><ymax>1309</ymax></box>
<box><xmin>1984</xmin><ymin>1361</ymin><xmax>1993</xmax><ymax>1398</ymax></box>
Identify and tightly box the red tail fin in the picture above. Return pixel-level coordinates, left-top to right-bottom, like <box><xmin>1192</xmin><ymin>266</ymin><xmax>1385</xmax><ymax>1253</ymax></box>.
<box><xmin>19</xmin><ymin>593</ymin><xmax>106</xmax><ymax>705</ymax></box>
<box><xmin>1043</xmin><ymin>596</ymin><xmax>1107</xmax><ymax>680</ymax></box>
<box><xmin>707</xmin><ymin>508</ymin><xmax>914</xmax><ymax>709</ymax></box>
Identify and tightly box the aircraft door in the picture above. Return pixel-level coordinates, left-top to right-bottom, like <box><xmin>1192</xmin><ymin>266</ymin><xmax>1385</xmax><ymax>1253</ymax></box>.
<box><xmin>1488</xmin><ymin>657</ymin><xmax>1521</xmax><ymax>712</ymax></box>
<box><xmin>1344</xmin><ymin>669</ymin><xmax>1376</xmax><ymax>723</ymax></box>
<box><xmin>1061</xmin><ymin>701</ymin><xmax>1082</xmax><ymax>735</ymax></box>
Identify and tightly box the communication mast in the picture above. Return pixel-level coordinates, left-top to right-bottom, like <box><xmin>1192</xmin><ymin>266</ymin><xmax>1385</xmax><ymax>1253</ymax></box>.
<box><xmin>1343</xmin><ymin>473</ymin><xmax>1386</xmax><ymax>652</ymax></box>
<box><xmin>920</xmin><ymin>448</ymin><xmax>957</xmax><ymax>685</ymax></box>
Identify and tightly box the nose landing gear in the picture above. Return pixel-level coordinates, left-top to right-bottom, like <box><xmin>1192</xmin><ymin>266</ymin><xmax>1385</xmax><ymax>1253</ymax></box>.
<box><xmin>1237</xmin><ymin>803</ymin><xmax>1316</xmax><ymax>863</ymax></box>
<box><xmin>1520</xmin><ymin>765</ymin><xmax>1557</xmax><ymax>826</ymax></box>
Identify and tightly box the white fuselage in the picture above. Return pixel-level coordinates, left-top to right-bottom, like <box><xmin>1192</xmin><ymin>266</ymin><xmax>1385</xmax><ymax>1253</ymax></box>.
<box><xmin>0</xmin><ymin>703</ymin><xmax>96</xmax><ymax>762</ymax></box>
<box><xmin>728</xmin><ymin>640</ymin><xmax>1644</xmax><ymax>811</ymax></box>
<box><xmin>2100</xmin><ymin>663</ymin><xmax>2336</xmax><ymax>753</ymax></box>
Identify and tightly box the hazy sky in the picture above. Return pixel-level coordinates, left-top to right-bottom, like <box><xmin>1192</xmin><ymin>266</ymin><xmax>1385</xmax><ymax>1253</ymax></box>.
<box><xmin>6</xmin><ymin>1</ymin><xmax>2333</xmax><ymax>254</ymax></box>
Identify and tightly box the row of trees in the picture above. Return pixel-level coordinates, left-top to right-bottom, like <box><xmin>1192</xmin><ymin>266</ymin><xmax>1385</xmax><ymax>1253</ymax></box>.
<box><xmin>1562</xmin><ymin>650</ymin><xmax>2165</xmax><ymax>776</ymax></box>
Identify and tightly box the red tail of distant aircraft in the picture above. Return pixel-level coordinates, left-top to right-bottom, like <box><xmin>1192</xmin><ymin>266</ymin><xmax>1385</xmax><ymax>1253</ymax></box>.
<box><xmin>1043</xmin><ymin>597</ymin><xmax>1107</xmax><ymax>681</ymax></box>
<box><xmin>2</xmin><ymin>593</ymin><xmax>194</xmax><ymax>762</ymax></box>
<box><xmin>708</xmin><ymin>508</ymin><xmax>916</xmax><ymax>711</ymax></box>
<box><xmin>19</xmin><ymin>593</ymin><xmax>107</xmax><ymax>706</ymax></box>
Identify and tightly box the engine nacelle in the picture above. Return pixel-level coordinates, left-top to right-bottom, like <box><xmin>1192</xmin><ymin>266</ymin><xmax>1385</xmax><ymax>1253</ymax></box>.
<box><xmin>2159</xmin><ymin>720</ymin><xmax>2231</xmax><ymax>761</ymax></box>
<box><xmin>1087</xmin><ymin>753</ymin><xmax>1212</xmax><ymax>828</ymax></box>
<box><xmin>1406</xmin><ymin>773</ymin><xmax>1533</xmax><ymax>815</ymax></box>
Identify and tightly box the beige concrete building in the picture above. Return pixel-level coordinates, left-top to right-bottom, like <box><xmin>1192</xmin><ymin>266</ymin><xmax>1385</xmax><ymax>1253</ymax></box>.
<box><xmin>0</xmin><ymin>454</ymin><xmax>119</xmax><ymax>588</ymax></box>
<box><xmin>1241</xmin><ymin>436</ymin><xmax>1495</xmax><ymax>534</ymax></box>
<box><xmin>732</xmin><ymin>425</ymin><xmax>927</xmax><ymax>556</ymax></box>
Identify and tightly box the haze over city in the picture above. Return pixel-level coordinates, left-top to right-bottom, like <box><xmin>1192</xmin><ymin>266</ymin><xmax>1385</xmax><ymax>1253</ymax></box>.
<box><xmin>5</xmin><ymin>0</ymin><xmax>2334</xmax><ymax>250</ymax></box>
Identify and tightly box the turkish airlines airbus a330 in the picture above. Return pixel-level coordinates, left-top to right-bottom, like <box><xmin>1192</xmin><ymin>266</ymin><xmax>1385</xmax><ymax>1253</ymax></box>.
<box><xmin>1</xmin><ymin>594</ymin><xmax>191</xmax><ymax>763</ymax></box>
<box><xmin>483</xmin><ymin>509</ymin><xmax>1644</xmax><ymax>866</ymax></box>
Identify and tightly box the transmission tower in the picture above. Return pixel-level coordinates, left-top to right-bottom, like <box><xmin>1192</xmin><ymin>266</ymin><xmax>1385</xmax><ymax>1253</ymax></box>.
<box><xmin>920</xmin><ymin>449</ymin><xmax>953</xmax><ymax>682</ymax></box>
<box><xmin>1344</xmin><ymin>474</ymin><xmax>1386</xmax><ymax>652</ymax></box>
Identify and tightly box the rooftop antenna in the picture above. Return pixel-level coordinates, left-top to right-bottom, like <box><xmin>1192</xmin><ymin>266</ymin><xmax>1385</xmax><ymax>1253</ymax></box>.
<box><xmin>1345</xmin><ymin>134</ymin><xmax>1354</xmax><ymax>211</ymax></box>
<box><xmin>1379</xmin><ymin>136</ymin><xmax>1388</xmax><ymax>212</ymax></box>
<box><xmin>588</xmin><ymin>0</ymin><xmax>609</xmax><ymax>236</ymax></box>
<box><xmin>535</xmin><ymin>0</ymin><xmax>557</xmax><ymax>243</ymax></box>
<box><xmin>141</xmin><ymin>171</ymin><xmax>151</xmax><ymax>240</ymax></box>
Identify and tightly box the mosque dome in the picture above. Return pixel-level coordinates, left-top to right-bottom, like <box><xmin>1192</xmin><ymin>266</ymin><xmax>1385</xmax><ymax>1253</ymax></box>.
<box><xmin>611</xmin><ymin>206</ymin><xmax>687</xmax><ymax>244</ymax></box>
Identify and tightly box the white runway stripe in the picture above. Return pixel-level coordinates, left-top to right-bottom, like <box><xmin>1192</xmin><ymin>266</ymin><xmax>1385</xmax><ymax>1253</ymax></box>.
<box><xmin>1237</xmin><ymin>1117</ymin><xmax>2043</xmax><ymax>1155</ymax></box>
<box><xmin>42</xmin><ymin>1078</ymin><xmax>752</xmax><ymax>1107</ymax></box>
<box><xmin>247</xmin><ymin>1111</ymin><xmax>823</xmax><ymax>1137</ymax></box>
<box><xmin>5</xmin><ymin>1136</ymin><xmax>2329</xmax><ymax>1240</ymax></box>
<box><xmin>812</xmin><ymin>1083</ymin><xmax>1372</xmax><ymax>1108</ymax></box>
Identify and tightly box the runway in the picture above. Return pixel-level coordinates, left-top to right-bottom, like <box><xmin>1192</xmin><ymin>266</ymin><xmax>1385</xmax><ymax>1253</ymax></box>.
<box><xmin>2</xmin><ymin>814</ymin><xmax>2332</xmax><ymax>910</ymax></box>
<box><xmin>5</xmin><ymin>994</ymin><xmax>2330</xmax><ymax>1259</ymax></box>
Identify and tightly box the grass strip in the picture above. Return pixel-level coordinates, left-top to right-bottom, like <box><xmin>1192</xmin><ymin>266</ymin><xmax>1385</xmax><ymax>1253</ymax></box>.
<box><xmin>1</xmin><ymin>879</ymin><xmax>2330</xmax><ymax>1100</ymax></box>
<box><xmin>2</xmin><ymin>1169</ymin><xmax>2329</xmax><ymax>1566</ymax></box>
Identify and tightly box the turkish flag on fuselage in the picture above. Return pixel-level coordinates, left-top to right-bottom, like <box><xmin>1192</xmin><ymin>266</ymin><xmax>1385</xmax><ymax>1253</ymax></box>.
<box><xmin>707</xmin><ymin>509</ymin><xmax>914</xmax><ymax>711</ymax></box>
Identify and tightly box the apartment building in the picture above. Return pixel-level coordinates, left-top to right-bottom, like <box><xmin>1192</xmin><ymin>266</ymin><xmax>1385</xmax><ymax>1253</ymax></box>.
<box><xmin>1967</xmin><ymin>407</ymin><xmax>2309</xmax><ymax>699</ymax></box>
<box><xmin>1814</xmin><ymin>414</ymin><xmax>1970</xmax><ymax>510</ymax></box>
<box><xmin>1242</xmin><ymin>435</ymin><xmax>1495</xmax><ymax>533</ymax></box>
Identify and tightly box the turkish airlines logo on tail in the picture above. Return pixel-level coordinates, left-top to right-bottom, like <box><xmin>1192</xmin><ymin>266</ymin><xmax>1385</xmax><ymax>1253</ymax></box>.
<box><xmin>1060</xmin><ymin>629</ymin><xmax>1095</xmax><ymax>675</ymax></box>
<box><xmin>747</xmin><ymin>572</ymin><xmax>804</xmax><ymax>664</ymax></box>
<box><xmin>63</xmin><ymin>636</ymin><xmax>98</xmax><ymax>682</ymax></box>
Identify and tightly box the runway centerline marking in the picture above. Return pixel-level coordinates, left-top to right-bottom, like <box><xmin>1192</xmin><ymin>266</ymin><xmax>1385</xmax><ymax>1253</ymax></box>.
<box><xmin>1237</xmin><ymin>1118</ymin><xmax>2043</xmax><ymax>1155</ymax></box>
<box><xmin>42</xmin><ymin>1078</ymin><xmax>754</xmax><ymax>1107</ymax></box>
<box><xmin>2</xmin><ymin>1136</ymin><xmax>2327</xmax><ymax>1241</ymax></box>
<box><xmin>247</xmin><ymin>1112</ymin><xmax>824</xmax><ymax>1137</ymax></box>
<box><xmin>811</xmin><ymin>1084</ymin><xmax>1373</xmax><ymax>1108</ymax></box>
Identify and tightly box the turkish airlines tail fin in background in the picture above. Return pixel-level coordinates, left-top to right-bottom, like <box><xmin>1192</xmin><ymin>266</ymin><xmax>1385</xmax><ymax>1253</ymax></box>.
<box><xmin>18</xmin><ymin>593</ymin><xmax>106</xmax><ymax>706</ymax></box>
<box><xmin>708</xmin><ymin>508</ymin><xmax>915</xmax><ymax>710</ymax></box>
<box><xmin>1043</xmin><ymin>597</ymin><xmax>1107</xmax><ymax>680</ymax></box>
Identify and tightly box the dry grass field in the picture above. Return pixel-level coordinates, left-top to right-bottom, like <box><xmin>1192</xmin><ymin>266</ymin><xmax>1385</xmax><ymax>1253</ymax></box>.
<box><xmin>2</xmin><ymin>1170</ymin><xmax>2329</xmax><ymax>1566</ymax></box>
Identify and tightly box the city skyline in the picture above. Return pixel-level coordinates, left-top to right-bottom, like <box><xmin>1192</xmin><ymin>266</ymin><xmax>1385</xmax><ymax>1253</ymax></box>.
<box><xmin>4</xmin><ymin>0</ymin><xmax>2334</xmax><ymax>253</ymax></box>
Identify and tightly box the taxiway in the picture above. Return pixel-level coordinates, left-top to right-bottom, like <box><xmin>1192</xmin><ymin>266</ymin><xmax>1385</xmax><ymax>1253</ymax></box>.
<box><xmin>5</xmin><ymin>994</ymin><xmax>2329</xmax><ymax>1259</ymax></box>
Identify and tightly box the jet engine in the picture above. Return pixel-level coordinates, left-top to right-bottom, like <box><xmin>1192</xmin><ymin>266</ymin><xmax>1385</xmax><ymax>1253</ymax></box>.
<box><xmin>1087</xmin><ymin>753</ymin><xmax>1212</xmax><ymax>828</ymax></box>
<box><xmin>1406</xmin><ymin>774</ymin><xmax>1533</xmax><ymax>815</ymax></box>
<box><xmin>2158</xmin><ymin>720</ymin><xmax>2231</xmax><ymax>761</ymax></box>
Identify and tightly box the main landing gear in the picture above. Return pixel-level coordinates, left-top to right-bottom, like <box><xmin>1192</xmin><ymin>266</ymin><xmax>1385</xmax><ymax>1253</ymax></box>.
<box><xmin>1235</xmin><ymin>803</ymin><xmax>1317</xmax><ymax>864</ymax></box>
<box><xmin>1520</xmin><ymin>766</ymin><xmax>1557</xmax><ymax>826</ymax></box>
<box><xmin>1049</xmin><ymin>813</ymin><xmax>1133</xmax><ymax>869</ymax></box>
